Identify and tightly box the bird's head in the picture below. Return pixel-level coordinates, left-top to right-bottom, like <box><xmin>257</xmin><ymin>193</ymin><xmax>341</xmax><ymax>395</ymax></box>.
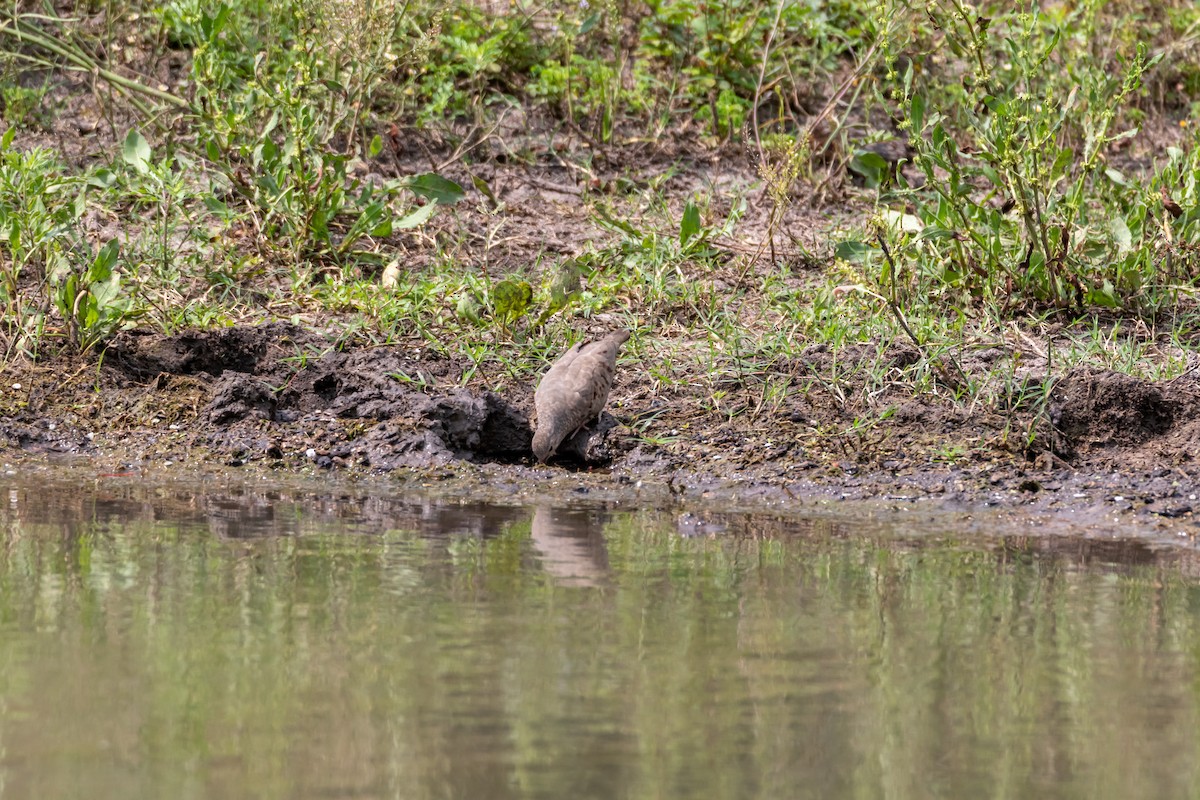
<box><xmin>531</xmin><ymin>426</ymin><xmax>559</xmax><ymax>463</ymax></box>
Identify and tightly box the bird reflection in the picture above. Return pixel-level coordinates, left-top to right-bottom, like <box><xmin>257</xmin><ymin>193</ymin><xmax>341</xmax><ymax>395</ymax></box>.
<box><xmin>529</xmin><ymin>506</ymin><xmax>611</xmax><ymax>587</ymax></box>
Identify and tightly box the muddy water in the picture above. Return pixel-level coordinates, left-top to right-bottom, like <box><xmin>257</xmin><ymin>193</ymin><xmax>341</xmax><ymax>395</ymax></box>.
<box><xmin>1</xmin><ymin>476</ymin><xmax>1199</xmax><ymax>799</ymax></box>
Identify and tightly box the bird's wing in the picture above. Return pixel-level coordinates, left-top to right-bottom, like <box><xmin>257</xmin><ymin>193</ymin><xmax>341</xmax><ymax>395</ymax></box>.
<box><xmin>561</xmin><ymin>339</ymin><xmax>621</xmax><ymax>419</ymax></box>
<box><xmin>534</xmin><ymin>331</ymin><xmax>629</xmax><ymax>433</ymax></box>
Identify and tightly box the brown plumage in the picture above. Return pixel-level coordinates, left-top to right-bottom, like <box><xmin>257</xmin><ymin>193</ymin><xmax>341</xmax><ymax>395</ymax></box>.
<box><xmin>532</xmin><ymin>330</ymin><xmax>630</xmax><ymax>462</ymax></box>
<box><xmin>1161</xmin><ymin>187</ymin><xmax>1184</xmax><ymax>220</ymax></box>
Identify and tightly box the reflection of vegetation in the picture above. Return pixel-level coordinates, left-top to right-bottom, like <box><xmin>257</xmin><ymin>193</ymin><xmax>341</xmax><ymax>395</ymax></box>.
<box><xmin>0</xmin><ymin>487</ymin><xmax>1198</xmax><ymax>796</ymax></box>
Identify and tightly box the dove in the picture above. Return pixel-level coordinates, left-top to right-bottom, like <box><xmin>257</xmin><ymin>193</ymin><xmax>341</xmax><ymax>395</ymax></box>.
<box><xmin>532</xmin><ymin>330</ymin><xmax>630</xmax><ymax>463</ymax></box>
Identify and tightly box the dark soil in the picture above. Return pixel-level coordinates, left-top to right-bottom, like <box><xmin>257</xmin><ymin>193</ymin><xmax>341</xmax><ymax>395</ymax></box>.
<box><xmin>3</xmin><ymin>323</ymin><xmax>1199</xmax><ymax>532</ymax></box>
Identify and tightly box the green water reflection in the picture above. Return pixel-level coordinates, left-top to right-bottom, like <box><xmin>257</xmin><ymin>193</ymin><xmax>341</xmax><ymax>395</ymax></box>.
<box><xmin>1</xmin><ymin>478</ymin><xmax>1199</xmax><ymax>799</ymax></box>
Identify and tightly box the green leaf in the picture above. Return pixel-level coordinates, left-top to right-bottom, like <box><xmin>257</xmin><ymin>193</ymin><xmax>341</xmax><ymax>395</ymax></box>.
<box><xmin>309</xmin><ymin>207</ymin><xmax>330</xmax><ymax>242</ymax></box>
<box><xmin>368</xmin><ymin>134</ymin><xmax>383</xmax><ymax>159</ymax></box>
<box><xmin>578</xmin><ymin>11</ymin><xmax>601</xmax><ymax>34</ymax></box>
<box><xmin>909</xmin><ymin>93</ymin><xmax>925</xmax><ymax>133</ymax></box>
<box><xmin>1108</xmin><ymin>128</ymin><xmax>1139</xmax><ymax>145</ymax></box>
<box><xmin>89</xmin><ymin>239</ymin><xmax>120</xmax><ymax>282</ymax></box>
<box><xmin>848</xmin><ymin>151</ymin><xmax>889</xmax><ymax>189</ymax></box>
<box><xmin>455</xmin><ymin>293</ymin><xmax>483</xmax><ymax>325</ymax></box>
<box><xmin>1104</xmin><ymin>168</ymin><xmax>1129</xmax><ymax>187</ymax></box>
<box><xmin>1</xmin><ymin>127</ymin><xmax>14</xmax><ymax>150</ymax></box>
<box><xmin>204</xmin><ymin>195</ymin><xmax>232</xmax><ymax>219</ymax></box>
<box><xmin>917</xmin><ymin>226</ymin><xmax>959</xmax><ymax>242</ymax></box>
<box><xmin>260</xmin><ymin>110</ymin><xmax>280</xmax><ymax>139</ymax></box>
<box><xmin>680</xmin><ymin>200</ymin><xmax>701</xmax><ymax>247</ymax></box>
<box><xmin>930</xmin><ymin>124</ymin><xmax>947</xmax><ymax>153</ymax></box>
<box><xmin>90</xmin><ymin>272</ymin><xmax>122</xmax><ymax>307</ymax></box>
<box><xmin>62</xmin><ymin>275</ymin><xmax>78</xmax><ymax>308</ymax></box>
<box><xmin>200</xmin><ymin>4</ymin><xmax>230</xmax><ymax>41</ymax></box>
<box><xmin>1109</xmin><ymin>215</ymin><xmax>1132</xmax><ymax>254</ymax></box>
<box><xmin>82</xmin><ymin>297</ymin><xmax>100</xmax><ymax>329</ymax></box>
<box><xmin>338</xmin><ymin>202</ymin><xmax>391</xmax><ymax>253</ymax></box>
<box><xmin>122</xmin><ymin>129</ymin><xmax>151</xmax><ymax>174</ymax></box>
<box><xmin>547</xmin><ymin>260</ymin><xmax>581</xmax><ymax>309</ymax></box>
<box><xmin>1051</xmin><ymin>148</ymin><xmax>1074</xmax><ymax>178</ymax></box>
<box><xmin>407</xmin><ymin>173</ymin><xmax>464</xmax><ymax>204</ymax></box>
<box><xmin>370</xmin><ymin>216</ymin><xmax>393</xmax><ymax>238</ymax></box>
<box><xmin>492</xmin><ymin>278</ymin><xmax>532</xmax><ymax>323</ymax></box>
<box><xmin>1086</xmin><ymin>279</ymin><xmax>1119</xmax><ymax>308</ymax></box>
<box><xmin>471</xmin><ymin>173</ymin><xmax>498</xmax><ymax>208</ymax></box>
<box><xmin>394</xmin><ymin>202</ymin><xmax>438</xmax><ymax>229</ymax></box>
<box><xmin>834</xmin><ymin>240</ymin><xmax>873</xmax><ymax>263</ymax></box>
<box><xmin>593</xmin><ymin>205</ymin><xmax>641</xmax><ymax>237</ymax></box>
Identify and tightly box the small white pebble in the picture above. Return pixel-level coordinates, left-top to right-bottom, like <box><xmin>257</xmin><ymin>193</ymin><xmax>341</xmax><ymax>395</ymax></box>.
<box><xmin>169</xmin><ymin>424</ymin><xmax>180</xmax><ymax>431</ymax></box>
<box><xmin>1113</xmin><ymin>496</ymin><xmax>1124</xmax><ymax>502</ymax></box>
<box><xmin>10</xmin><ymin>383</ymin><xmax>20</xmax><ymax>390</ymax></box>
<box><xmin>47</xmin><ymin>423</ymin><xmax>56</xmax><ymax>431</ymax></box>
<box><xmin>164</xmin><ymin>461</ymin><xmax>173</xmax><ymax>466</ymax></box>
<box><xmin>305</xmin><ymin>448</ymin><xmax>317</xmax><ymax>460</ymax></box>
<box><xmin>86</xmin><ymin>432</ymin><xmax>95</xmax><ymax>440</ymax></box>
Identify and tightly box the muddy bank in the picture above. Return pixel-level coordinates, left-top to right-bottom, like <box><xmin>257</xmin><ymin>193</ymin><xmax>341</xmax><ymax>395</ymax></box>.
<box><xmin>1</xmin><ymin>323</ymin><xmax>1199</xmax><ymax>528</ymax></box>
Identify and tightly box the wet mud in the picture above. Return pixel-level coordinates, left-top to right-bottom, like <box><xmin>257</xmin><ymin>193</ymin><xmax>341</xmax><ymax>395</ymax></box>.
<box><xmin>2</xmin><ymin>323</ymin><xmax>1199</xmax><ymax>532</ymax></box>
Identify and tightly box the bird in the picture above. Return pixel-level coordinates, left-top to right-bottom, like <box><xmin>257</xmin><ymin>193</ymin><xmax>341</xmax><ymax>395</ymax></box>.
<box><xmin>532</xmin><ymin>329</ymin><xmax>630</xmax><ymax>463</ymax></box>
<box><xmin>1161</xmin><ymin>187</ymin><xmax>1184</xmax><ymax>220</ymax></box>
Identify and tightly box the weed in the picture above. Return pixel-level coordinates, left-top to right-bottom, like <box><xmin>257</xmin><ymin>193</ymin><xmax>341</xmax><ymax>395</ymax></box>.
<box><xmin>0</xmin><ymin>77</ymin><xmax>53</xmax><ymax>130</ymax></box>
<box><xmin>0</xmin><ymin>130</ymin><xmax>150</xmax><ymax>357</ymax></box>
<box><xmin>872</xmin><ymin>3</ymin><xmax>1171</xmax><ymax>314</ymax></box>
<box><xmin>52</xmin><ymin>239</ymin><xmax>136</xmax><ymax>353</ymax></box>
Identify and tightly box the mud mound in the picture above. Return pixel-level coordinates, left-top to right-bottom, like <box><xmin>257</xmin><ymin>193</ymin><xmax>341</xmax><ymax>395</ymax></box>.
<box><xmin>108</xmin><ymin>323</ymin><xmax>320</xmax><ymax>379</ymax></box>
<box><xmin>1051</xmin><ymin>370</ymin><xmax>1175</xmax><ymax>451</ymax></box>
<box><xmin>100</xmin><ymin>325</ymin><xmax>618</xmax><ymax>469</ymax></box>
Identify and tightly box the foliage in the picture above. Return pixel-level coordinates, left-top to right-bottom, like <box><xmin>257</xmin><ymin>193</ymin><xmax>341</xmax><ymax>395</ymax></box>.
<box><xmin>53</xmin><ymin>239</ymin><xmax>133</xmax><ymax>352</ymax></box>
<box><xmin>185</xmin><ymin>0</ymin><xmax>455</xmax><ymax>262</ymax></box>
<box><xmin>0</xmin><ymin>0</ymin><xmax>1198</xmax><ymax>405</ymax></box>
<box><xmin>834</xmin><ymin>1</ymin><xmax>1200</xmax><ymax>319</ymax></box>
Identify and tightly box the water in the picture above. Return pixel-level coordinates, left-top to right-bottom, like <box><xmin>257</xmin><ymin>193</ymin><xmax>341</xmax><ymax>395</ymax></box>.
<box><xmin>2</xmin><ymin>474</ymin><xmax>1200</xmax><ymax>799</ymax></box>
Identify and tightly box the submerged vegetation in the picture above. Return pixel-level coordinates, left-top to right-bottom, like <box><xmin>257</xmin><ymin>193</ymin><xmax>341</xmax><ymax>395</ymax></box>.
<box><xmin>1</xmin><ymin>0</ymin><xmax>1200</xmax><ymax>453</ymax></box>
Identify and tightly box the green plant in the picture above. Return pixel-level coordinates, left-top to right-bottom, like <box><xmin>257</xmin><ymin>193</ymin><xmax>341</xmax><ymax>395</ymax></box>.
<box><xmin>52</xmin><ymin>239</ymin><xmax>134</xmax><ymax>352</ymax></box>
<box><xmin>0</xmin><ymin>128</ymin><xmax>142</xmax><ymax>357</ymax></box>
<box><xmin>0</xmin><ymin>133</ymin><xmax>82</xmax><ymax>358</ymax></box>
<box><xmin>0</xmin><ymin>78</ymin><xmax>52</xmax><ymax>129</ymax></box>
<box><xmin>191</xmin><ymin>0</ymin><xmax>458</xmax><ymax>263</ymax></box>
<box><xmin>490</xmin><ymin>276</ymin><xmax>534</xmax><ymax>334</ymax></box>
<box><xmin>871</xmin><ymin>3</ymin><xmax>1168</xmax><ymax>315</ymax></box>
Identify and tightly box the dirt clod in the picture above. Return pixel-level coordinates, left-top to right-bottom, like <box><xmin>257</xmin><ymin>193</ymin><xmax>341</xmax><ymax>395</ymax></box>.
<box><xmin>1052</xmin><ymin>370</ymin><xmax>1176</xmax><ymax>451</ymax></box>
